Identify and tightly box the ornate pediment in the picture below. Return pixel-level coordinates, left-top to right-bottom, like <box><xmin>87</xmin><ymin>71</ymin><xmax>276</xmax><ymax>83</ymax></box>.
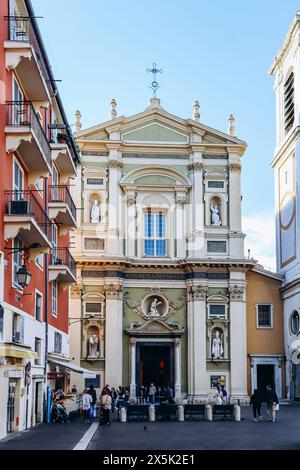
<box><xmin>122</xmin><ymin>122</ymin><xmax>188</xmax><ymax>143</ymax></box>
<box><xmin>127</xmin><ymin>319</ymin><xmax>184</xmax><ymax>336</ymax></box>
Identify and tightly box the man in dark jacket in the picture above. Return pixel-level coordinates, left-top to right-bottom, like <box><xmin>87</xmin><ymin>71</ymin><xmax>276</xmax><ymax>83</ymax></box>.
<box><xmin>250</xmin><ymin>389</ymin><xmax>263</xmax><ymax>421</ymax></box>
<box><xmin>88</xmin><ymin>385</ymin><xmax>97</xmax><ymax>419</ymax></box>
<box><xmin>265</xmin><ymin>385</ymin><xmax>279</xmax><ymax>422</ymax></box>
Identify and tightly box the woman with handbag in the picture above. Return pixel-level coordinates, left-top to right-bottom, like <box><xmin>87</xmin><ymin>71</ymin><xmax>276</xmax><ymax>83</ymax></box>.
<box><xmin>100</xmin><ymin>387</ymin><xmax>112</xmax><ymax>425</ymax></box>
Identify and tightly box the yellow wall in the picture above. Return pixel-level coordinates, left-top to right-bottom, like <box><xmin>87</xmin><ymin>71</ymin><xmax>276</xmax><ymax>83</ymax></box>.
<box><xmin>246</xmin><ymin>270</ymin><xmax>285</xmax><ymax>396</ymax></box>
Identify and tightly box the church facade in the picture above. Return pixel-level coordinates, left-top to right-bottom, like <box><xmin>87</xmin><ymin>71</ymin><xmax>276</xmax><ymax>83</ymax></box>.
<box><xmin>69</xmin><ymin>96</ymin><xmax>257</xmax><ymax>403</ymax></box>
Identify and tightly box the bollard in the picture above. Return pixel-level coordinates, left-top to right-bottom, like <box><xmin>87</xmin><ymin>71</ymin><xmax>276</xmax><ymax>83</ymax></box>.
<box><xmin>119</xmin><ymin>406</ymin><xmax>127</xmax><ymax>423</ymax></box>
<box><xmin>177</xmin><ymin>405</ymin><xmax>184</xmax><ymax>422</ymax></box>
<box><xmin>205</xmin><ymin>404</ymin><xmax>213</xmax><ymax>421</ymax></box>
<box><xmin>233</xmin><ymin>405</ymin><xmax>241</xmax><ymax>422</ymax></box>
<box><xmin>149</xmin><ymin>405</ymin><xmax>155</xmax><ymax>422</ymax></box>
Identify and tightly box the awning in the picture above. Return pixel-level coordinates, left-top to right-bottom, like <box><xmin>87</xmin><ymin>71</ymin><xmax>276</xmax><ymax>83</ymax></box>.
<box><xmin>48</xmin><ymin>359</ymin><xmax>96</xmax><ymax>378</ymax></box>
<box><xmin>0</xmin><ymin>344</ymin><xmax>38</xmax><ymax>360</ymax></box>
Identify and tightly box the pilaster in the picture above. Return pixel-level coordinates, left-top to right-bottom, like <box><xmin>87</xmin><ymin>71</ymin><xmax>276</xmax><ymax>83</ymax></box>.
<box><xmin>104</xmin><ymin>283</ymin><xmax>123</xmax><ymax>388</ymax></box>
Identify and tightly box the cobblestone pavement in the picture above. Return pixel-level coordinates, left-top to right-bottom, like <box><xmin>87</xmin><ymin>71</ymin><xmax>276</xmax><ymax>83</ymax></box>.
<box><xmin>1</xmin><ymin>405</ymin><xmax>300</xmax><ymax>450</ymax></box>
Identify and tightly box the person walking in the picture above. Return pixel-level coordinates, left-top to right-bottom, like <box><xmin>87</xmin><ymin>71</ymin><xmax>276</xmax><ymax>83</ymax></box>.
<box><xmin>220</xmin><ymin>385</ymin><xmax>228</xmax><ymax>404</ymax></box>
<box><xmin>81</xmin><ymin>388</ymin><xmax>93</xmax><ymax>424</ymax></box>
<box><xmin>250</xmin><ymin>389</ymin><xmax>263</xmax><ymax>422</ymax></box>
<box><xmin>111</xmin><ymin>387</ymin><xmax>118</xmax><ymax>413</ymax></box>
<box><xmin>100</xmin><ymin>387</ymin><xmax>112</xmax><ymax>425</ymax></box>
<box><xmin>148</xmin><ymin>383</ymin><xmax>157</xmax><ymax>404</ymax></box>
<box><xmin>88</xmin><ymin>384</ymin><xmax>97</xmax><ymax>420</ymax></box>
<box><xmin>265</xmin><ymin>385</ymin><xmax>279</xmax><ymax>422</ymax></box>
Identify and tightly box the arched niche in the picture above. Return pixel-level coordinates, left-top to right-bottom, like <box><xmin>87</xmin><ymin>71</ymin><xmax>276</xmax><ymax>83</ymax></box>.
<box><xmin>210</xmin><ymin>195</ymin><xmax>222</xmax><ymax>226</ymax></box>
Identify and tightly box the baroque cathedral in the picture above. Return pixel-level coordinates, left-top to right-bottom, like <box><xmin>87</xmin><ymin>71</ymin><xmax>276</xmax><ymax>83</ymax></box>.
<box><xmin>69</xmin><ymin>93</ymin><xmax>285</xmax><ymax>403</ymax></box>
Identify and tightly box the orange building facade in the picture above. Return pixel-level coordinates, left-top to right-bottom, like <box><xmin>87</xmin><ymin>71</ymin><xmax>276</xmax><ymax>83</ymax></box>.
<box><xmin>246</xmin><ymin>267</ymin><xmax>286</xmax><ymax>399</ymax></box>
<box><xmin>0</xmin><ymin>1</ymin><xmax>79</xmax><ymax>439</ymax></box>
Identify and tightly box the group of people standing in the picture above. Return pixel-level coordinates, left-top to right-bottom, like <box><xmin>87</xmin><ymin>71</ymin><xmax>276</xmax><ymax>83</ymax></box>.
<box><xmin>138</xmin><ymin>383</ymin><xmax>175</xmax><ymax>404</ymax></box>
<box><xmin>250</xmin><ymin>385</ymin><xmax>279</xmax><ymax>423</ymax></box>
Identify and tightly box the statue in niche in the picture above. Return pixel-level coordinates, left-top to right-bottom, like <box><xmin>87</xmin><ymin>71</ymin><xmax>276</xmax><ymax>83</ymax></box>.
<box><xmin>90</xmin><ymin>200</ymin><xmax>100</xmax><ymax>224</ymax></box>
<box><xmin>211</xmin><ymin>330</ymin><xmax>224</xmax><ymax>359</ymax></box>
<box><xmin>148</xmin><ymin>298</ymin><xmax>162</xmax><ymax>317</ymax></box>
<box><xmin>88</xmin><ymin>334</ymin><xmax>99</xmax><ymax>358</ymax></box>
<box><xmin>210</xmin><ymin>203</ymin><xmax>222</xmax><ymax>225</ymax></box>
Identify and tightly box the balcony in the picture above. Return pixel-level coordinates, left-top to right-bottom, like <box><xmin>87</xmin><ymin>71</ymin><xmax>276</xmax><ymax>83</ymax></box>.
<box><xmin>5</xmin><ymin>101</ymin><xmax>52</xmax><ymax>184</ymax></box>
<box><xmin>4</xmin><ymin>16</ymin><xmax>51</xmax><ymax>102</ymax></box>
<box><xmin>48</xmin><ymin>185</ymin><xmax>77</xmax><ymax>234</ymax></box>
<box><xmin>49</xmin><ymin>248</ymin><xmax>76</xmax><ymax>285</ymax></box>
<box><xmin>50</xmin><ymin>131</ymin><xmax>77</xmax><ymax>182</ymax></box>
<box><xmin>4</xmin><ymin>190</ymin><xmax>52</xmax><ymax>255</ymax></box>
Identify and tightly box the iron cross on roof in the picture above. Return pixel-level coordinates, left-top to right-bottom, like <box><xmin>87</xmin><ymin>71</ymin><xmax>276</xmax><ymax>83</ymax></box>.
<box><xmin>146</xmin><ymin>62</ymin><xmax>163</xmax><ymax>96</ymax></box>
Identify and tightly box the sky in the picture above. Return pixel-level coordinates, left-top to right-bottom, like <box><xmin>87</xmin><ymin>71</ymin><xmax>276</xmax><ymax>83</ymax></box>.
<box><xmin>31</xmin><ymin>0</ymin><xmax>300</xmax><ymax>270</ymax></box>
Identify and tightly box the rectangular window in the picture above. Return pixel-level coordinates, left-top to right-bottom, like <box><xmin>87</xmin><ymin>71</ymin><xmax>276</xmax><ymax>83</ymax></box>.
<box><xmin>52</xmin><ymin>281</ymin><xmax>58</xmax><ymax>316</ymax></box>
<box><xmin>85</xmin><ymin>302</ymin><xmax>102</xmax><ymax>314</ymax></box>
<box><xmin>12</xmin><ymin>313</ymin><xmax>24</xmax><ymax>344</ymax></box>
<box><xmin>87</xmin><ymin>178</ymin><xmax>104</xmax><ymax>185</ymax></box>
<box><xmin>209</xmin><ymin>304</ymin><xmax>226</xmax><ymax>318</ymax></box>
<box><xmin>207</xmin><ymin>241</ymin><xmax>226</xmax><ymax>253</ymax></box>
<box><xmin>54</xmin><ymin>331</ymin><xmax>62</xmax><ymax>354</ymax></box>
<box><xmin>13</xmin><ymin>158</ymin><xmax>24</xmax><ymax>194</ymax></box>
<box><xmin>144</xmin><ymin>212</ymin><xmax>167</xmax><ymax>257</ymax></box>
<box><xmin>284</xmin><ymin>72</ymin><xmax>294</xmax><ymax>133</ymax></box>
<box><xmin>36</xmin><ymin>253</ymin><xmax>44</xmax><ymax>269</ymax></box>
<box><xmin>208</xmin><ymin>181</ymin><xmax>224</xmax><ymax>189</ymax></box>
<box><xmin>13</xmin><ymin>237</ymin><xmax>24</xmax><ymax>289</ymax></box>
<box><xmin>35</xmin><ymin>177</ymin><xmax>43</xmax><ymax>195</ymax></box>
<box><xmin>35</xmin><ymin>291</ymin><xmax>43</xmax><ymax>322</ymax></box>
<box><xmin>257</xmin><ymin>304</ymin><xmax>273</xmax><ymax>328</ymax></box>
<box><xmin>85</xmin><ymin>374</ymin><xmax>100</xmax><ymax>389</ymax></box>
<box><xmin>34</xmin><ymin>338</ymin><xmax>42</xmax><ymax>365</ymax></box>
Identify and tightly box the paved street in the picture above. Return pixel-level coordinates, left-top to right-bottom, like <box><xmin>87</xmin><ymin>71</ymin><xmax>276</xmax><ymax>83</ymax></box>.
<box><xmin>1</xmin><ymin>405</ymin><xmax>300</xmax><ymax>451</ymax></box>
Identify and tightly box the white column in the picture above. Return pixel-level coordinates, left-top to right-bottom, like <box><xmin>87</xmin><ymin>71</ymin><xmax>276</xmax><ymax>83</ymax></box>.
<box><xmin>126</xmin><ymin>192</ymin><xmax>136</xmax><ymax>258</ymax></box>
<box><xmin>130</xmin><ymin>339</ymin><xmax>136</xmax><ymax>398</ymax></box>
<box><xmin>187</xmin><ymin>285</ymin><xmax>208</xmax><ymax>401</ymax></box>
<box><xmin>107</xmin><ymin>147</ymin><xmax>123</xmax><ymax>256</ymax></box>
<box><xmin>229</xmin><ymin>279</ymin><xmax>248</xmax><ymax>402</ymax></box>
<box><xmin>228</xmin><ymin>156</ymin><xmax>242</xmax><ymax>232</ymax></box>
<box><xmin>175</xmin><ymin>193</ymin><xmax>186</xmax><ymax>258</ymax></box>
<box><xmin>188</xmin><ymin>159</ymin><xmax>204</xmax><ymax>258</ymax></box>
<box><xmin>174</xmin><ymin>339</ymin><xmax>181</xmax><ymax>398</ymax></box>
<box><xmin>105</xmin><ymin>284</ymin><xmax>123</xmax><ymax>388</ymax></box>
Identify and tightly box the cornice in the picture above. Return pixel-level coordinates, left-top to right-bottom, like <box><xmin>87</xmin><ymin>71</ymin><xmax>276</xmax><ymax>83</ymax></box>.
<box><xmin>271</xmin><ymin>126</ymin><xmax>300</xmax><ymax>168</ymax></box>
<box><xmin>269</xmin><ymin>15</ymin><xmax>300</xmax><ymax>75</ymax></box>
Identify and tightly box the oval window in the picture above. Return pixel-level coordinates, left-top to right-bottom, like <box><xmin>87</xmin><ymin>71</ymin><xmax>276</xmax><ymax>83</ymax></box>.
<box><xmin>291</xmin><ymin>311</ymin><xmax>300</xmax><ymax>335</ymax></box>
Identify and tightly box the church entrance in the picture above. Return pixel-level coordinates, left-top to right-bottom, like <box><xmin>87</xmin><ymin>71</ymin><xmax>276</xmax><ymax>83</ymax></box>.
<box><xmin>137</xmin><ymin>343</ymin><xmax>174</xmax><ymax>390</ymax></box>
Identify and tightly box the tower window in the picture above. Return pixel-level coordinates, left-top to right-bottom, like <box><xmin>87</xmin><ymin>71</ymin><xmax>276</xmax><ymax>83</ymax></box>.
<box><xmin>284</xmin><ymin>72</ymin><xmax>294</xmax><ymax>133</ymax></box>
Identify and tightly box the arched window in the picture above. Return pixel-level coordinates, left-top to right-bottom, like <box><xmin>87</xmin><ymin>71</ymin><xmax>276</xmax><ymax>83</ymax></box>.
<box><xmin>284</xmin><ymin>72</ymin><xmax>294</xmax><ymax>133</ymax></box>
<box><xmin>291</xmin><ymin>311</ymin><xmax>300</xmax><ymax>335</ymax></box>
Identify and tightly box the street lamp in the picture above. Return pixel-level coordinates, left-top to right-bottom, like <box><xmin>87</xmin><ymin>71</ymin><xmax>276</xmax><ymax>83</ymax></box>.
<box><xmin>16</xmin><ymin>265</ymin><xmax>32</xmax><ymax>288</ymax></box>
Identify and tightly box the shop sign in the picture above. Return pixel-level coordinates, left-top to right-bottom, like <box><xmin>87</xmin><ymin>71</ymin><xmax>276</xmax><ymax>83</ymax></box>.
<box><xmin>47</xmin><ymin>373</ymin><xmax>64</xmax><ymax>380</ymax></box>
<box><xmin>4</xmin><ymin>370</ymin><xmax>24</xmax><ymax>378</ymax></box>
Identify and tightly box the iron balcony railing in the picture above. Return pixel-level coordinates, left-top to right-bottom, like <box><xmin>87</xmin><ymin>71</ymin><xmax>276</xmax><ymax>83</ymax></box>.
<box><xmin>5</xmin><ymin>190</ymin><xmax>52</xmax><ymax>241</ymax></box>
<box><xmin>49</xmin><ymin>128</ymin><xmax>78</xmax><ymax>163</ymax></box>
<box><xmin>48</xmin><ymin>185</ymin><xmax>76</xmax><ymax>222</ymax></box>
<box><xmin>5</xmin><ymin>101</ymin><xmax>52</xmax><ymax>168</ymax></box>
<box><xmin>49</xmin><ymin>247</ymin><xmax>76</xmax><ymax>280</ymax></box>
<box><xmin>4</xmin><ymin>16</ymin><xmax>53</xmax><ymax>95</ymax></box>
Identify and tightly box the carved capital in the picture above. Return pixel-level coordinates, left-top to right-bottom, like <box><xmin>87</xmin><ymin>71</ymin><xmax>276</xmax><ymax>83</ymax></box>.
<box><xmin>228</xmin><ymin>284</ymin><xmax>245</xmax><ymax>301</ymax></box>
<box><xmin>228</xmin><ymin>163</ymin><xmax>242</xmax><ymax>173</ymax></box>
<box><xmin>174</xmin><ymin>338</ymin><xmax>181</xmax><ymax>347</ymax></box>
<box><xmin>130</xmin><ymin>338</ymin><xmax>137</xmax><ymax>346</ymax></box>
<box><xmin>175</xmin><ymin>195</ymin><xmax>187</xmax><ymax>207</ymax></box>
<box><xmin>108</xmin><ymin>159</ymin><xmax>123</xmax><ymax>169</ymax></box>
<box><xmin>188</xmin><ymin>162</ymin><xmax>203</xmax><ymax>172</ymax></box>
<box><xmin>126</xmin><ymin>193</ymin><xmax>137</xmax><ymax>206</ymax></box>
<box><xmin>188</xmin><ymin>285</ymin><xmax>208</xmax><ymax>301</ymax></box>
<box><xmin>105</xmin><ymin>283</ymin><xmax>123</xmax><ymax>300</ymax></box>
<box><xmin>70</xmin><ymin>284</ymin><xmax>82</xmax><ymax>299</ymax></box>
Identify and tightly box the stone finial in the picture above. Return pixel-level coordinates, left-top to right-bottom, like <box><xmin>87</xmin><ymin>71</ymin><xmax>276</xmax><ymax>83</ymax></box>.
<box><xmin>228</xmin><ymin>114</ymin><xmax>236</xmax><ymax>136</ymax></box>
<box><xmin>74</xmin><ymin>110</ymin><xmax>82</xmax><ymax>132</ymax></box>
<box><xmin>110</xmin><ymin>99</ymin><xmax>117</xmax><ymax>119</ymax></box>
<box><xmin>193</xmin><ymin>100</ymin><xmax>200</xmax><ymax>122</ymax></box>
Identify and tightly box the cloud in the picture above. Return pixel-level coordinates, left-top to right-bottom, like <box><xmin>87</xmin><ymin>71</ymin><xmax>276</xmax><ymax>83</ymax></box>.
<box><xmin>242</xmin><ymin>212</ymin><xmax>276</xmax><ymax>271</ymax></box>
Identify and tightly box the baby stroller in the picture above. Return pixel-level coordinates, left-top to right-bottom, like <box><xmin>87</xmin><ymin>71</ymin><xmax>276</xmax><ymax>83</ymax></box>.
<box><xmin>51</xmin><ymin>402</ymin><xmax>70</xmax><ymax>423</ymax></box>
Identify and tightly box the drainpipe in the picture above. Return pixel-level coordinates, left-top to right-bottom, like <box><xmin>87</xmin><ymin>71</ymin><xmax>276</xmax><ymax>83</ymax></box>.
<box><xmin>44</xmin><ymin>176</ymin><xmax>49</xmax><ymax>422</ymax></box>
